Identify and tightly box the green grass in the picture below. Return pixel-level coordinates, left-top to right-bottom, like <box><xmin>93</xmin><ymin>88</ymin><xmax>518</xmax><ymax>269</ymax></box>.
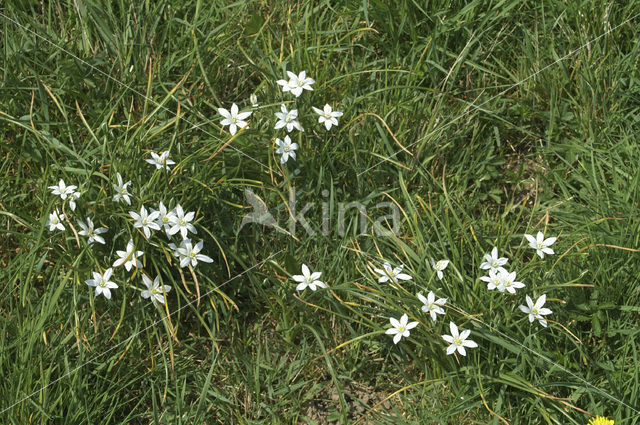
<box><xmin>2</xmin><ymin>0</ymin><xmax>640</xmax><ymax>423</ymax></box>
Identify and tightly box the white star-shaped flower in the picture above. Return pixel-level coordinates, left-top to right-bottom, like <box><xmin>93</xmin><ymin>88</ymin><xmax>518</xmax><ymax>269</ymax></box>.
<box><xmin>151</xmin><ymin>201</ymin><xmax>176</xmax><ymax>238</ymax></box>
<box><xmin>112</xmin><ymin>172</ymin><xmax>132</xmax><ymax>205</ymax></box>
<box><xmin>46</xmin><ymin>209</ymin><xmax>65</xmax><ymax>231</ymax></box>
<box><xmin>519</xmin><ymin>294</ymin><xmax>553</xmax><ymax>327</ymax></box>
<box><xmin>417</xmin><ymin>291</ymin><xmax>447</xmax><ymax>322</ymax></box>
<box><xmin>218</xmin><ymin>103</ymin><xmax>252</xmax><ymax>136</ymax></box>
<box><xmin>130</xmin><ymin>205</ymin><xmax>161</xmax><ymax>239</ymax></box>
<box><xmin>292</xmin><ymin>264</ymin><xmax>326</xmax><ymax>291</ymax></box>
<box><xmin>145</xmin><ymin>151</ymin><xmax>175</xmax><ymax>171</ymax></box>
<box><xmin>312</xmin><ymin>104</ymin><xmax>343</xmax><ymax>130</ymax></box>
<box><xmin>112</xmin><ymin>239</ymin><xmax>144</xmax><ymax>271</ymax></box>
<box><xmin>373</xmin><ymin>262</ymin><xmax>412</xmax><ymax>283</ymax></box>
<box><xmin>77</xmin><ymin>217</ymin><xmax>107</xmax><ymax>245</ymax></box>
<box><xmin>525</xmin><ymin>231</ymin><xmax>557</xmax><ymax>259</ymax></box>
<box><xmin>442</xmin><ymin>322</ymin><xmax>478</xmax><ymax>356</ymax></box>
<box><xmin>480</xmin><ymin>269</ymin><xmax>502</xmax><ymax>291</ymax></box>
<box><xmin>274</xmin><ymin>104</ymin><xmax>303</xmax><ymax>132</ymax></box>
<box><xmin>430</xmin><ymin>258</ymin><xmax>449</xmax><ymax>280</ymax></box>
<box><xmin>275</xmin><ymin>135</ymin><xmax>298</xmax><ymax>163</ymax></box>
<box><xmin>480</xmin><ymin>247</ymin><xmax>508</xmax><ymax>273</ymax></box>
<box><xmin>85</xmin><ymin>268</ymin><xmax>118</xmax><ymax>300</ymax></box>
<box><xmin>499</xmin><ymin>270</ymin><xmax>525</xmax><ymax>294</ymax></box>
<box><xmin>48</xmin><ymin>179</ymin><xmax>77</xmax><ymax>200</ymax></box>
<box><xmin>141</xmin><ymin>274</ymin><xmax>172</xmax><ymax>305</ymax></box>
<box><xmin>168</xmin><ymin>204</ymin><xmax>197</xmax><ymax>239</ymax></box>
<box><xmin>385</xmin><ymin>313</ymin><xmax>419</xmax><ymax>344</ymax></box>
<box><xmin>175</xmin><ymin>239</ymin><xmax>214</xmax><ymax>268</ymax></box>
<box><xmin>276</xmin><ymin>71</ymin><xmax>314</xmax><ymax>97</ymax></box>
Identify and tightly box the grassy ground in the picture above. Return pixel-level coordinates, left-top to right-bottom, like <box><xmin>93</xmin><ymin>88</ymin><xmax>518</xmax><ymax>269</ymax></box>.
<box><xmin>2</xmin><ymin>0</ymin><xmax>640</xmax><ymax>424</ymax></box>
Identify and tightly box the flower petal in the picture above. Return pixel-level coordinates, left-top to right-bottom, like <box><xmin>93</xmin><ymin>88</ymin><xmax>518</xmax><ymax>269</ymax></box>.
<box><xmin>389</xmin><ymin>317</ymin><xmax>400</xmax><ymax>328</ymax></box>
<box><xmin>449</xmin><ymin>322</ymin><xmax>459</xmax><ymax>337</ymax></box>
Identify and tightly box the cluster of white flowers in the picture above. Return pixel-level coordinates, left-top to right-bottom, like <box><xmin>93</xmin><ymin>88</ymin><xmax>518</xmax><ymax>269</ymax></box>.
<box><xmin>373</xmin><ymin>261</ymin><xmax>474</xmax><ymax>351</ymax></box>
<box><xmin>277</xmin><ymin>71</ymin><xmax>314</xmax><ymax>97</ymax></box>
<box><xmin>290</xmin><ymin>232</ymin><xmax>558</xmax><ymax>356</ymax></box>
<box><xmin>46</xmin><ymin>179</ymin><xmax>87</xmax><ymax>232</ymax></box>
<box><xmin>89</xmin><ymin>188</ymin><xmax>215</xmax><ymax>300</ymax></box>
<box><xmin>47</xmin><ymin>179</ymin><xmax>81</xmax><ymax>224</ymax></box>
<box><xmin>46</xmin><ymin>152</ymin><xmax>215</xmax><ymax>307</ymax></box>
<box><xmin>479</xmin><ymin>247</ymin><xmax>524</xmax><ymax>294</ymax></box>
<box><xmin>217</xmin><ymin>70</ymin><xmax>343</xmax><ymax>165</ymax></box>
<box><xmin>43</xmin><ymin>65</ymin><xmax>561</xmax><ymax>367</ymax></box>
<box><xmin>47</xmin><ymin>182</ymin><xmax>109</xmax><ymax>245</ymax></box>
<box><xmin>478</xmin><ymin>235</ymin><xmax>556</xmax><ymax>327</ymax></box>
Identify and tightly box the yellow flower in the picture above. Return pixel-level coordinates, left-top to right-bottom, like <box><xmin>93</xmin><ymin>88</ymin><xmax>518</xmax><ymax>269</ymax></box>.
<box><xmin>588</xmin><ymin>416</ymin><xmax>614</xmax><ymax>425</ymax></box>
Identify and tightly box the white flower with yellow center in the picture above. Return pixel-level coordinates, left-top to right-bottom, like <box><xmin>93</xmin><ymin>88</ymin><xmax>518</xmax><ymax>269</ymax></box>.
<box><xmin>499</xmin><ymin>270</ymin><xmax>525</xmax><ymax>294</ymax></box>
<box><xmin>430</xmin><ymin>258</ymin><xmax>449</xmax><ymax>280</ymax></box>
<box><xmin>130</xmin><ymin>205</ymin><xmax>161</xmax><ymax>239</ymax></box>
<box><xmin>373</xmin><ymin>262</ymin><xmax>412</xmax><ymax>283</ymax></box>
<box><xmin>112</xmin><ymin>239</ymin><xmax>144</xmax><ymax>271</ymax></box>
<box><xmin>275</xmin><ymin>135</ymin><xmax>298</xmax><ymax>163</ymax></box>
<box><xmin>168</xmin><ymin>204</ymin><xmax>197</xmax><ymax>240</ymax></box>
<box><xmin>218</xmin><ymin>103</ymin><xmax>252</xmax><ymax>136</ymax></box>
<box><xmin>85</xmin><ymin>268</ymin><xmax>118</xmax><ymax>299</ymax></box>
<box><xmin>480</xmin><ymin>247</ymin><xmax>508</xmax><ymax>273</ymax></box>
<box><xmin>146</xmin><ymin>151</ymin><xmax>175</xmax><ymax>171</ymax></box>
<box><xmin>276</xmin><ymin>71</ymin><xmax>314</xmax><ymax>97</ymax></box>
<box><xmin>48</xmin><ymin>179</ymin><xmax>77</xmax><ymax>200</ymax></box>
<box><xmin>141</xmin><ymin>274</ymin><xmax>172</xmax><ymax>305</ymax></box>
<box><xmin>46</xmin><ymin>209</ymin><xmax>65</xmax><ymax>231</ymax></box>
<box><xmin>524</xmin><ymin>231</ymin><xmax>557</xmax><ymax>259</ymax></box>
<box><xmin>292</xmin><ymin>264</ymin><xmax>326</xmax><ymax>291</ymax></box>
<box><xmin>385</xmin><ymin>313</ymin><xmax>419</xmax><ymax>344</ymax></box>
<box><xmin>274</xmin><ymin>104</ymin><xmax>303</xmax><ymax>132</ymax></box>
<box><xmin>176</xmin><ymin>239</ymin><xmax>213</xmax><ymax>268</ymax></box>
<box><xmin>442</xmin><ymin>322</ymin><xmax>478</xmax><ymax>356</ymax></box>
<box><xmin>77</xmin><ymin>217</ymin><xmax>107</xmax><ymax>245</ymax></box>
<box><xmin>151</xmin><ymin>201</ymin><xmax>176</xmax><ymax>238</ymax></box>
<box><xmin>312</xmin><ymin>104</ymin><xmax>343</xmax><ymax>130</ymax></box>
<box><xmin>519</xmin><ymin>294</ymin><xmax>552</xmax><ymax>327</ymax></box>
<box><xmin>480</xmin><ymin>269</ymin><xmax>502</xmax><ymax>291</ymax></box>
<box><xmin>417</xmin><ymin>291</ymin><xmax>447</xmax><ymax>321</ymax></box>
